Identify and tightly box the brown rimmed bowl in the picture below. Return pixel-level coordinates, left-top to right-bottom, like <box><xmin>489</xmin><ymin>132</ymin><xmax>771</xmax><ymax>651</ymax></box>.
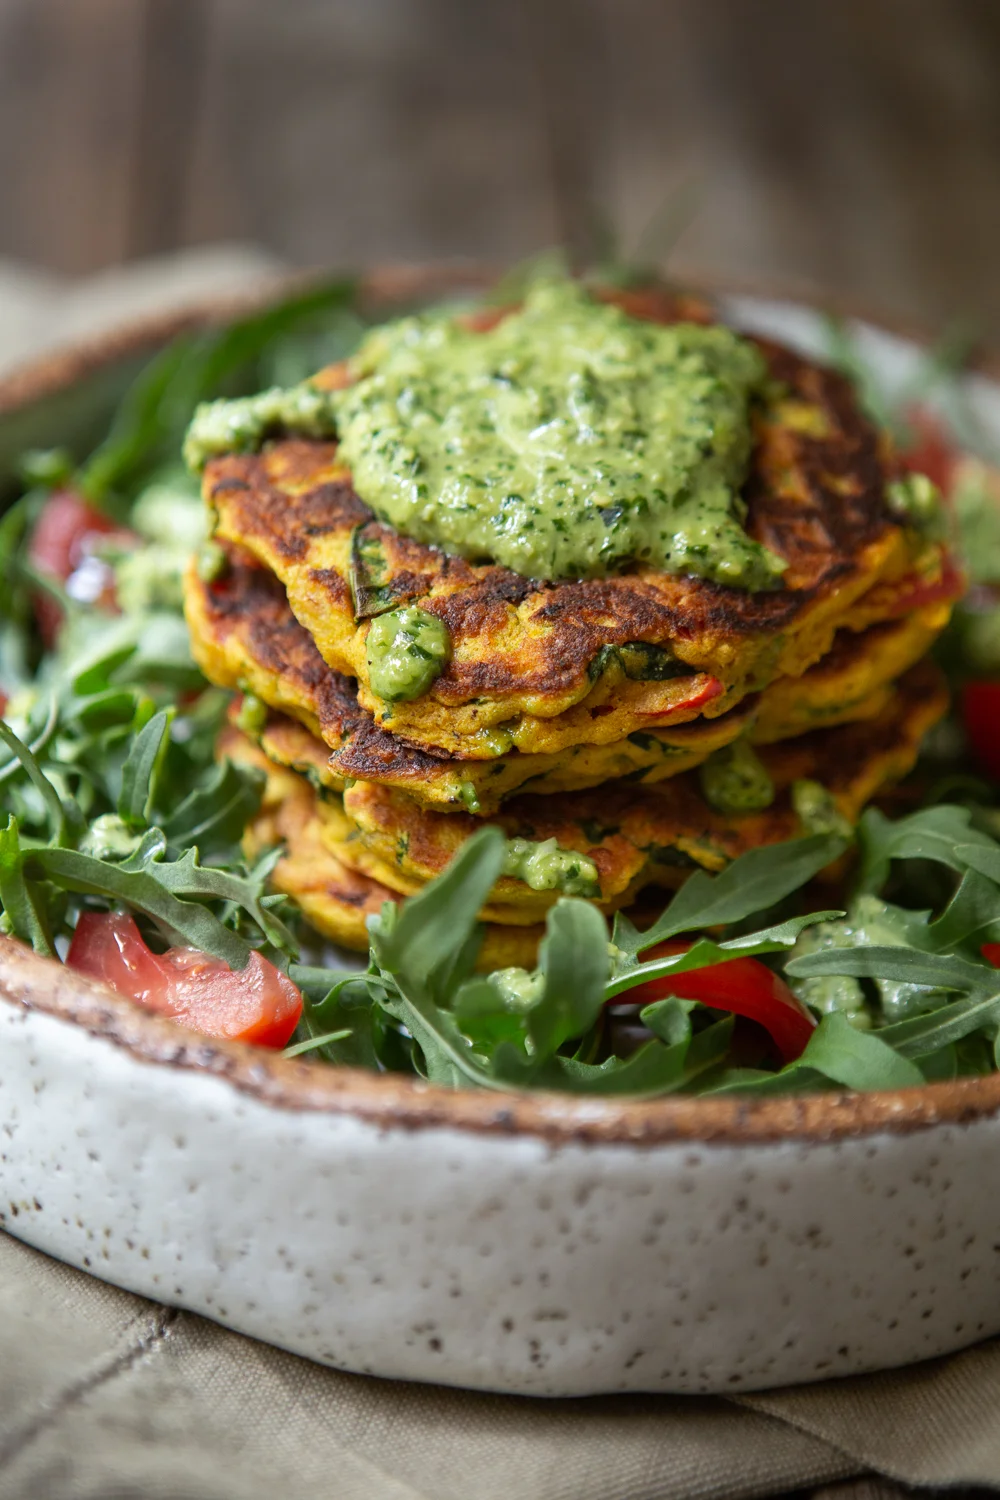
<box><xmin>2</xmin><ymin>269</ymin><xmax>1000</xmax><ymax>1396</ymax></box>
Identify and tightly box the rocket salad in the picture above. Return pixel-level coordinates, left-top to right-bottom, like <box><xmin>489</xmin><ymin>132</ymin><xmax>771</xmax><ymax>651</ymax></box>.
<box><xmin>2</xmin><ymin>278</ymin><xmax>1000</xmax><ymax>1096</ymax></box>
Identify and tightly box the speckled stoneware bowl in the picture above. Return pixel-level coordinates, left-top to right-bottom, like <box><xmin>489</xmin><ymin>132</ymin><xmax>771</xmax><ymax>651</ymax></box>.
<box><xmin>4</xmin><ymin>271</ymin><xmax>1000</xmax><ymax>1398</ymax></box>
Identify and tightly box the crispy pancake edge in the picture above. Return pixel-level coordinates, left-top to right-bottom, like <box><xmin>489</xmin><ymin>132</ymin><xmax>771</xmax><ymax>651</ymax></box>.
<box><xmin>332</xmin><ymin>662</ymin><xmax>949</xmax><ymax>921</ymax></box>
<box><xmin>188</xmin><ymin>551</ymin><xmax>950</xmax><ymax>811</ymax></box>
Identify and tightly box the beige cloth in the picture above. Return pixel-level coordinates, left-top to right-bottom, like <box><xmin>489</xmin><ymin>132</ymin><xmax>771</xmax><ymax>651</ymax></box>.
<box><xmin>3</xmin><ymin>1229</ymin><xmax>1000</xmax><ymax>1500</ymax></box>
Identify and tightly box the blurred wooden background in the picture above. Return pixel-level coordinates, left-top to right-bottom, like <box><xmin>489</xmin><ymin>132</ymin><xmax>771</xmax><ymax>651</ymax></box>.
<box><xmin>2</xmin><ymin>0</ymin><xmax>1000</xmax><ymax>333</ymax></box>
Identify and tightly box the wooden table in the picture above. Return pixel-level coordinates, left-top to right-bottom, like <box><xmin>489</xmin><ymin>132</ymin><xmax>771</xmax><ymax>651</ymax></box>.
<box><xmin>1</xmin><ymin>0</ymin><xmax>1000</xmax><ymax>337</ymax></box>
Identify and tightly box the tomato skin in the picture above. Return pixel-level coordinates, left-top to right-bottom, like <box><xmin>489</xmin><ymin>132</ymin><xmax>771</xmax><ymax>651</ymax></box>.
<box><xmin>982</xmin><ymin>943</ymin><xmax>1000</xmax><ymax>967</ymax></box>
<box><xmin>28</xmin><ymin>490</ymin><xmax>128</xmax><ymax>643</ymax></box>
<box><xmin>899</xmin><ymin>406</ymin><xmax>959</xmax><ymax>496</ymax></box>
<box><xmin>612</xmin><ymin>940</ymin><xmax>816</xmax><ymax>1063</ymax></box>
<box><xmin>962</xmin><ymin>680</ymin><xmax>1000</xmax><ymax>782</ymax></box>
<box><xmin>887</xmin><ymin>552</ymin><xmax>964</xmax><ymax>618</ymax></box>
<box><xmin>645</xmin><ymin>675</ymin><xmax>725</xmax><ymax>720</ymax></box>
<box><xmin>67</xmin><ymin>912</ymin><xmax>302</xmax><ymax>1049</ymax></box>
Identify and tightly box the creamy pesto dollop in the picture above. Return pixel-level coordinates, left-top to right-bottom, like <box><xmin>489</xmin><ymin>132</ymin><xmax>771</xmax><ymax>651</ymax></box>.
<box><xmin>886</xmin><ymin>471</ymin><xmax>946</xmax><ymax>538</ymax></box>
<box><xmin>331</xmin><ymin>279</ymin><xmax>784</xmax><ymax>588</ymax></box>
<box><xmin>501</xmin><ymin>836</ymin><xmax>600</xmax><ymax>896</ymax></box>
<box><xmin>487</xmin><ymin>966</ymin><xmax>546</xmax><ymax>1010</ymax></box>
<box><xmin>183</xmin><ymin>384</ymin><xmax>337</xmax><ymax>472</ymax></box>
<box><xmin>787</xmin><ymin>893</ymin><xmax>954</xmax><ymax>1032</ymax></box>
<box><xmin>699</xmin><ymin>740</ymin><xmax>775</xmax><ymax>814</ymax></box>
<box><xmin>791</xmin><ymin>778</ymin><xmax>853</xmax><ymax>838</ymax></box>
<box><xmin>365</xmin><ymin>605</ymin><xmax>450</xmax><ymax>702</ymax></box>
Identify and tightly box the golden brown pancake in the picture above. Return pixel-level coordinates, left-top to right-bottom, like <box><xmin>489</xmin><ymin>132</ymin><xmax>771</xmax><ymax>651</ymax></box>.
<box><xmin>750</xmin><ymin>602</ymin><xmax>950</xmax><ymax>742</ymax></box>
<box><xmin>233</xmin><ymin>732</ymin><xmax>544</xmax><ymax>967</ymax></box>
<box><xmin>225</xmin><ymin>661</ymin><xmax>947</xmax><ymax>930</ymax></box>
<box><xmin>205</xmin><ymin>326</ymin><xmax>952</xmax><ymax>759</ymax></box>
<box><xmin>187</xmin><ymin>547</ymin><xmax>949</xmax><ymax>813</ymax></box>
<box><xmin>187</xmin><ymin>548</ymin><xmax>756</xmax><ymax>812</ymax></box>
<box><xmin>330</xmin><ymin>661</ymin><xmax>946</xmax><ymax>923</ymax></box>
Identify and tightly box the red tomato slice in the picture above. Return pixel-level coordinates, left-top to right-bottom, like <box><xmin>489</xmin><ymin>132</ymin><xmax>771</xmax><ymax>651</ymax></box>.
<box><xmin>962</xmin><ymin>680</ymin><xmax>1000</xmax><ymax>782</ymax></box>
<box><xmin>982</xmin><ymin>943</ymin><xmax>1000</xmax><ymax>967</ymax></box>
<box><xmin>899</xmin><ymin>405</ymin><xmax>959</xmax><ymax>497</ymax></box>
<box><xmin>886</xmin><ymin>552</ymin><xmax>964</xmax><ymax>618</ymax></box>
<box><xmin>28</xmin><ymin>490</ymin><xmax>133</xmax><ymax>644</ymax></box>
<box><xmin>644</xmin><ymin>675</ymin><xmax>725</xmax><ymax>720</ymax></box>
<box><xmin>611</xmin><ymin>940</ymin><xmax>816</xmax><ymax>1063</ymax></box>
<box><xmin>67</xmin><ymin>911</ymin><xmax>303</xmax><ymax>1049</ymax></box>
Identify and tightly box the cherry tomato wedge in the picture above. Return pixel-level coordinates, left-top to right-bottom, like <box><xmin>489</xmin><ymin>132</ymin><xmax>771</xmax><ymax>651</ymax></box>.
<box><xmin>611</xmin><ymin>940</ymin><xmax>816</xmax><ymax>1063</ymax></box>
<box><xmin>899</xmin><ymin>405</ymin><xmax>959</xmax><ymax>496</ymax></box>
<box><xmin>962</xmin><ymin>680</ymin><xmax>1000</xmax><ymax>782</ymax></box>
<box><xmin>982</xmin><ymin>943</ymin><xmax>1000</xmax><ymax>967</ymax></box>
<box><xmin>28</xmin><ymin>490</ymin><xmax>131</xmax><ymax>644</ymax></box>
<box><xmin>67</xmin><ymin>911</ymin><xmax>303</xmax><ymax>1049</ymax></box>
<box><xmin>886</xmin><ymin>553</ymin><xmax>964</xmax><ymax>618</ymax></box>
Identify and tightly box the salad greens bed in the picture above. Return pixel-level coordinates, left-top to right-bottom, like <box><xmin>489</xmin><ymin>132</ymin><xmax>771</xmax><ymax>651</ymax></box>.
<box><xmin>3</xmin><ymin>273</ymin><xmax>1000</xmax><ymax>1097</ymax></box>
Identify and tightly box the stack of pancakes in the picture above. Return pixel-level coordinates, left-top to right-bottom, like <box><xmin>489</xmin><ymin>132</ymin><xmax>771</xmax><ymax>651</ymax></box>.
<box><xmin>184</xmin><ymin>294</ymin><xmax>957</xmax><ymax>967</ymax></box>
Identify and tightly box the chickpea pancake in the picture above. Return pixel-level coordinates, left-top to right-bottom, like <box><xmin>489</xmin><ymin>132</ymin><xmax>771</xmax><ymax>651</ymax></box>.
<box><xmin>205</xmin><ymin>329</ymin><xmax>952</xmax><ymax>760</ymax></box>
<box><xmin>229</xmin><ymin>729</ymin><xmax>543</xmax><ymax>967</ymax></box>
<box><xmin>187</xmin><ymin>547</ymin><xmax>755</xmax><ymax>812</ymax></box>
<box><xmin>259</xmin><ymin>662</ymin><xmax>945</xmax><ymax>927</ymax></box>
<box><xmin>749</xmin><ymin>601</ymin><xmax>950</xmax><ymax>743</ymax></box>
<box><xmin>188</xmin><ymin>547</ymin><xmax>948</xmax><ymax>814</ymax></box>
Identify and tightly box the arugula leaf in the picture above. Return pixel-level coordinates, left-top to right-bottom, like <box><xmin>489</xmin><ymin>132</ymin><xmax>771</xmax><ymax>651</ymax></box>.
<box><xmin>374</xmin><ymin>976</ymin><xmax>496</xmax><ymax>1091</ymax></box>
<box><xmin>528</xmin><ymin>898</ymin><xmax>609</xmax><ymax>1058</ymax></box>
<box><xmin>0</xmin><ymin>719</ymin><xmax>75</xmax><ymax>847</ymax></box>
<box><xmin>25</xmin><ymin>843</ymin><xmax>254</xmax><ymax>968</ymax></box>
<box><xmin>0</xmin><ymin>815</ymin><xmax>56</xmax><ymax>956</ymax></box>
<box><xmin>714</xmin><ymin>1012</ymin><xmax>924</xmax><ymax>1094</ymax></box>
<box><xmin>373</xmin><ymin>826</ymin><xmax>504</xmax><ymax>1001</ymax></box>
<box><xmin>118</xmin><ymin>708</ymin><xmax>173</xmax><ymax>829</ymax></box>
<box><xmin>162</xmin><ymin>756</ymin><xmax>264</xmax><ymax>856</ymax></box>
<box><xmin>878</xmin><ymin>991</ymin><xmax>1000</xmax><ymax>1057</ymax></box>
<box><xmin>926</xmin><ymin>868</ymin><xmax>1000</xmax><ymax>954</ymax></box>
<box><xmin>855</xmin><ymin>805</ymin><xmax>998</xmax><ymax>895</ymax></box>
<box><xmin>551</xmin><ymin>1016</ymin><xmax>734</xmax><ymax>1098</ymax></box>
<box><xmin>787</xmin><ymin>944</ymin><xmax>990</xmax><ymax>994</ymax></box>
<box><xmin>132</xmin><ymin>840</ymin><xmax>296</xmax><ymax>953</ymax></box>
<box><xmin>80</xmin><ymin>339</ymin><xmax>198</xmax><ymax>506</ymax></box>
<box><xmin>605</xmin><ymin>912</ymin><xmax>839</xmax><ymax>1001</ymax></box>
<box><xmin>283</xmin><ymin>1029</ymin><xmax>353</xmax><ymax>1059</ymax></box>
<box><xmin>613</xmin><ymin>834</ymin><xmax>847</xmax><ymax>959</ymax></box>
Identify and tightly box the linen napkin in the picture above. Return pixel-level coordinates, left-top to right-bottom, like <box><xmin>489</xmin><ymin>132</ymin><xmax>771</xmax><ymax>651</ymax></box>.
<box><xmin>4</xmin><ymin>1229</ymin><xmax>1000</xmax><ymax>1500</ymax></box>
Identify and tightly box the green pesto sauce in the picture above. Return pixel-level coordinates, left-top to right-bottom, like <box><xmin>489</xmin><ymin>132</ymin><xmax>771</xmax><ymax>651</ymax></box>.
<box><xmin>791</xmin><ymin>778</ymin><xmax>853</xmax><ymax>838</ymax></box>
<box><xmin>235</xmin><ymin>692</ymin><xmax>269</xmax><ymax>736</ymax></box>
<box><xmin>699</xmin><ymin>740</ymin><xmax>774</xmax><ymax>814</ymax></box>
<box><xmin>885</xmin><ymin>472</ymin><xmax>946</xmax><ymax>538</ymax></box>
<box><xmin>331</xmin><ymin>279</ymin><xmax>784</xmax><ymax>588</ymax></box>
<box><xmin>183</xmin><ymin>384</ymin><xmax>337</xmax><ymax>472</ymax></box>
<box><xmin>487</xmin><ymin>966</ymin><xmax>546</xmax><ymax>1011</ymax></box>
<box><xmin>365</xmin><ymin>605</ymin><xmax>450</xmax><ymax>702</ymax></box>
<box><xmin>501</xmin><ymin>836</ymin><xmax>600</xmax><ymax>896</ymax></box>
<box><xmin>787</xmin><ymin>892</ymin><xmax>953</xmax><ymax>1032</ymax></box>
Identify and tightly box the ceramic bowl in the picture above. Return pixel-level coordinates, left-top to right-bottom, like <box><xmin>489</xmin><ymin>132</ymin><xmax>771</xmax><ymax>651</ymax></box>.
<box><xmin>3</xmin><ymin>273</ymin><xmax>1000</xmax><ymax>1398</ymax></box>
